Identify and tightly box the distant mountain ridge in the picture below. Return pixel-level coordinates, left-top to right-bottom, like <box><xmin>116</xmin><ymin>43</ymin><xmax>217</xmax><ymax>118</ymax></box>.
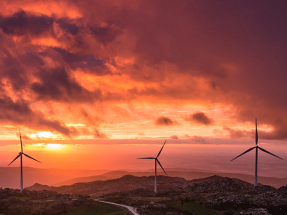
<box><xmin>1</xmin><ymin>167</ymin><xmax>287</xmax><ymax>189</ymax></box>
<box><xmin>26</xmin><ymin>174</ymin><xmax>268</xmax><ymax>197</ymax></box>
<box><xmin>28</xmin><ymin>175</ymin><xmax>191</xmax><ymax>197</ymax></box>
<box><xmin>0</xmin><ymin>167</ymin><xmax>108</xmax><ymax>189</ymax></box>
<box><xmin>53</xmin><ymin>169</ymin><xmax>287</xmax><ymax>188</ymax></box>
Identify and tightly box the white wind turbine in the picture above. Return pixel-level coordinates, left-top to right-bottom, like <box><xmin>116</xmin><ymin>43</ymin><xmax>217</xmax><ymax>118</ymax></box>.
<box><xmin>137</xmin><ymin>140</ymin><xmax>167</xmax><ymax>193</ymax></box>
<box><xmin>231</xmin><ymin>118</ymin><xmax>283</xmax><ymax>186</ymax></box>
<box><xmin>8</xmin><ymin>133</ymin><xmax>41</xmax><ymax>192</ymax></box>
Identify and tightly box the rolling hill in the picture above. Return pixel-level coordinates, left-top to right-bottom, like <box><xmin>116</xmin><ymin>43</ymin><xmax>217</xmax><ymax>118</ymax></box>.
<box><xmin>53</xmin><ymin>168</ymin><xmax>287</xmax><ymax>188</ymax></box>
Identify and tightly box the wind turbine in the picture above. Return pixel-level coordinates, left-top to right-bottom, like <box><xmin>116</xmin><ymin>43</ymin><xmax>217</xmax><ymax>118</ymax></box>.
<box><xmin>8</xmin><ymin>133</ymin><xmax>41</xmax><ymax>192</ymax></box>
<box><xmin>230</xmin><ymin>118</ymin><xmax>283</xmax><ymax>186</ymax></box>
<box><xmin>137</xmin><ymin>140</ymin><xmax>167</xmax><ymax>193</ymax></box>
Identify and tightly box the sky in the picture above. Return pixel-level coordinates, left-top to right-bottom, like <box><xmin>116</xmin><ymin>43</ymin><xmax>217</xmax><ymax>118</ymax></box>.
<box><xmin>0</xmin><ymin>0</ymin><xmax>287</xmax><ymax>173</ymax></box>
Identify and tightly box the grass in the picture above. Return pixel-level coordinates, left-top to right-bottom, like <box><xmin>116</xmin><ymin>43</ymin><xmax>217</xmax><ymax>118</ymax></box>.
<box><xmin>68</xmin><ymin>202</ymin><xmax>131</xmax><ymax>215</ymax></box>
<box><xmin>173</xmin><ymin>201</ymin><xmax>220</xmax><ymax>215</ymax></box>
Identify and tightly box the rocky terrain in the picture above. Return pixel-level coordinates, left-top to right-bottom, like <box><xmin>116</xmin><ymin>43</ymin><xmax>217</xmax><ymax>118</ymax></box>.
<box><xmin>186</xmin><ymin>176</ymin><xmax>287</xmax><ymax>214</ymax></box>
<box><xmin>27</xmin><ymin>175</ymin><xmax>287</xmax><ymax>214</ymax></box>
<box><xmin>0</xmin><ymin>188</ymin><xmax>129</xmax><ymax>215</ymax></box>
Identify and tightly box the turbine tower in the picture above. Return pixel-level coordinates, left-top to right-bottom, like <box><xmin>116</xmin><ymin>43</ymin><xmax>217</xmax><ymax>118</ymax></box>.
<box><xmin>8</xmin><ymin>133</ymin><xmax>41</xmax><ymax>192</ymax></box>
<box><xmin>137</xmin><ymin>140</ymin><xmax>167</xmax><ymax>193</ymax></box>
<box><xmin>231</xmin><ymin>118</ymin><xmax>283</xmax><ymax>186</ymax></box>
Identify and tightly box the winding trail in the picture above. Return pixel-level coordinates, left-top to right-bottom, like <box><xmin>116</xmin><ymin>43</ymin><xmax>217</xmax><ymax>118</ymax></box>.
<box><xmin>94</xmin><ymin>199</ymin><xmax>139</xmax><ymax>215</ymax></box>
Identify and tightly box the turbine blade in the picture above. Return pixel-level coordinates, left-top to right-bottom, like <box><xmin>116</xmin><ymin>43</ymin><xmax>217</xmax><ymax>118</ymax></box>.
<box><xmin>20</xmin><ymin>133</ymin><xmax>23</xmax><ymax>153</ymax></box>
<box><xmin>230</xmin><ymin>147</ymin><xmax>256</xmax><ymax>162</ymax></box>
<box><xmin>157</xmin><ymin>159</ymin><xmax>167</xmax><ymax>175</ymax></box>
<box><xmin>8</xmin><ymin>154</ymin><xmax>20</xmax><ymax>166</ymax></box>
<box><xmin>137</xmin><ymin>157</ymin><xmax>155</xmax><ymax>159</ymax></box>
<box><xmin>258</xmin><ymin>147</ymin><xmax>283</xmax><ymax>160</ymax></box>
<box><xmin>255</xmin><ymin>118</ymin><xmax>258</xmax><ymax>145</ymax></box>
<box><xmin>23</xmin><ymin>153</ymin><xmax>41</xmax><ymax>163</ymax></box>
<box><xmin>157</xmin><ymin>140</ymin><xmax>167</xmax><ymax>158</ymax></box>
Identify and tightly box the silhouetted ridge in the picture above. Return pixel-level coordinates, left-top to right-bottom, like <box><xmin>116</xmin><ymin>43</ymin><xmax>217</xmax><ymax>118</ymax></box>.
<box><xmin>27</xmin><ymin>175</ymin><xmax>259</xmax><ymax>197</ymax></box>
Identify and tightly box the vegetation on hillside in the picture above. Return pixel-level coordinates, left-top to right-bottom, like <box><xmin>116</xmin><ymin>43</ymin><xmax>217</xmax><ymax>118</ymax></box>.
<box><xmin>0</xmin><ymin>188</ymin><xmax>129</xmax><ymax>215</ymax></box>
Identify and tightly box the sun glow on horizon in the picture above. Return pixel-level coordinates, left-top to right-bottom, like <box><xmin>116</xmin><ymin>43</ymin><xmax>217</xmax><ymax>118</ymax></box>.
<box><xmin>29</xmin><ymin>132</ymin><xmax>60</xmax><ymax>139</ymax></box>
<box><xmin>46</xmin><ymin>143</ymin><xmax>66</xmax><ymax>150</ymax></box>
<box><xmin>30</xmin><ymin>143</ymin><xmax>66</xmax><ymax>150</ymax></box>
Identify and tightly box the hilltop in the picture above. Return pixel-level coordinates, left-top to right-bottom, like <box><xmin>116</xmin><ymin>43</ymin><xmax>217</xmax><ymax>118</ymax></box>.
<box><xmin>25</xmin><ymin>174</ymin><xmax>274</xmax><ymax>196</ymax></box>
<box><xmin>27</xmin><ymin>175</ymin><xmax>287</xmax><ymax>214</ymax></box>
<box><xmin>28</xmin><ymin>175</ymin><xmax>187</xmax><ymax>197</ymax></box>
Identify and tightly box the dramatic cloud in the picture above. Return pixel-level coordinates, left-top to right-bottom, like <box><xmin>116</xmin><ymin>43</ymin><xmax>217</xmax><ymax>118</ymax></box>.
<box><xmin>0</xmin><ymin>1</ymin><xmax>287</xmax><ymax>141</ymax></box>
<box><xmin>53</xmin><ymin>48</ymin><xmax>106</xmax><ymax>73</ymax></box>
<box><xmin>31</xmin><ymin>67</ymin><xmax>99</xmax><ymax>102</ymax></box>
<box><xmin>89</xmin><ymin>24</ymin><xmax>122</xmax><ymax>44</ymax></box>
<box><xmin>94</xmin><ymin>129</ymin><xmax>107</xmax><ymax>139</ymax></box>
<box><xmin>155</xmin><ymin>116</ymin><xmax>177</xmax><ymax>126</ymax></box>
<box><xmin>185</xmin><ymin>112</ymin><xmax>214</xmax><ymax>126</ymax></box>
<box><xmin>170</xmin><ymin>135</ymin><xmax>179</xmax><ymax>140</ymax></box>
<box><xmin>190</xmin><ymin>136</ymin><xmax>208</xmax><ymax>144</ymax></box>
<box><xmin>0</xmin><ymin>11</ymin><xmax>53</xmax><ymax>36</ymax></box>
<box><xmin>0</xmin><ymin>96</ymin><xmax>75</xmax><ymax>136</ymax></box>
<box><xmin>223</xmin><ymin>127</ymin><xmax>250</xmax><ymax>139</ymax></box>
<box><xmin>223</xmin><ymin>124</ymin><xmax>287</xmax><ymax>141</ymax></box>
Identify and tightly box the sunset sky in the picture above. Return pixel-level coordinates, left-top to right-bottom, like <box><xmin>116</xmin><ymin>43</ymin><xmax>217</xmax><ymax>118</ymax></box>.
<box><xmin>0</xmin><ymin>1</ymin><xmax>287</xmax><ymax>173</ymax></box>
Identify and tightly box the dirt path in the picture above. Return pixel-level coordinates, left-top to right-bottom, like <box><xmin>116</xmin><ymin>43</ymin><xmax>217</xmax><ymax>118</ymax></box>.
<box><xmin>94</xmin><ymin>199</ymin><xmax>139</xmax><ymax>215</ymax></box>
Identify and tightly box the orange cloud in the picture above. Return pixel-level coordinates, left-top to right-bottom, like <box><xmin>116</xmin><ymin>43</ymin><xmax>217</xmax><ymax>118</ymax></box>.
<box><xmin>0</xmin><ymin>1</ymin><xmax>287</xmax><ymax>142</ymax></box>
